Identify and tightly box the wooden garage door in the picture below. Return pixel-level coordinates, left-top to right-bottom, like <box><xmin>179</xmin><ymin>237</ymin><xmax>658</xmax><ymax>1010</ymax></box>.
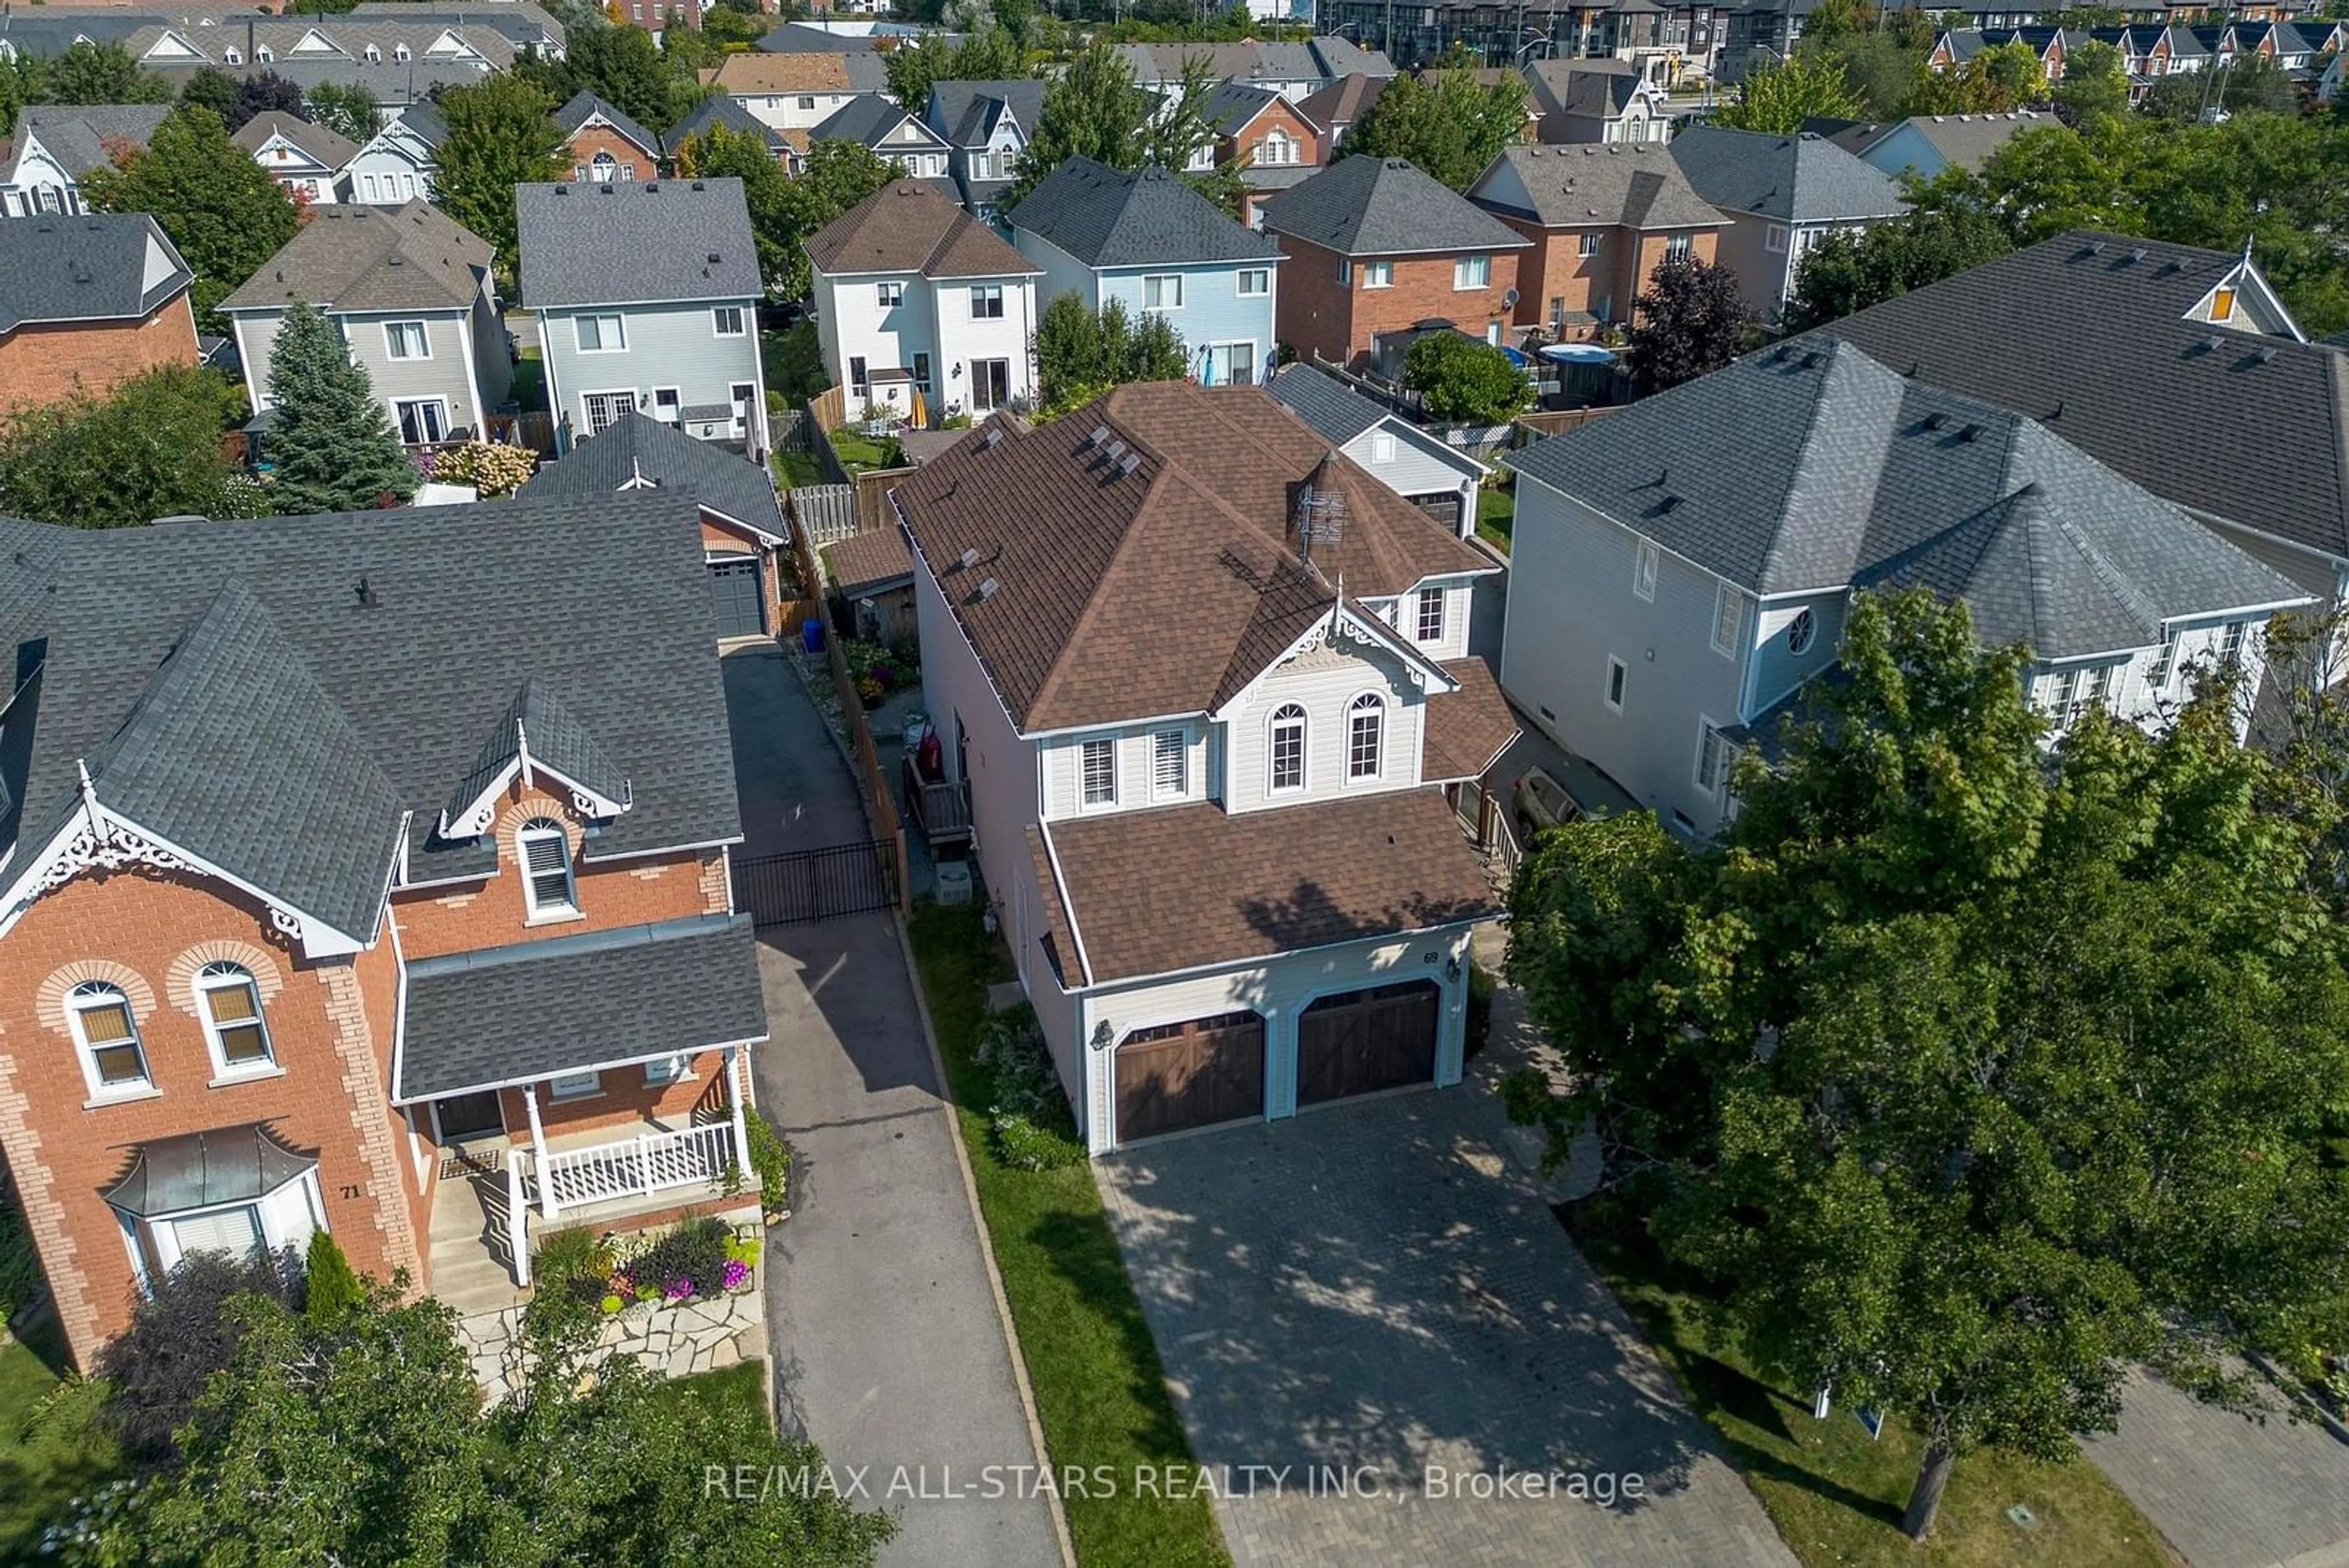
<box><xmin>1409</xmin><ymin>493</ymin><xmax>1461</xmax><ymax>532</ymax></box>
<box><xmin>1115</xmin><ymin>1012</ymin><xmax>1265</xmax><ymax>1142</ymax></box>
<box><xmin>1296</xmin><ymin>980</ymin><xmax>1441</xmax><ymax>1107</ymax></box>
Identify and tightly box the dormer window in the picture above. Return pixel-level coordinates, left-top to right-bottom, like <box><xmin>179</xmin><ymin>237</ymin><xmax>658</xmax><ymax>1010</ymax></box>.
<box><xmin>2210</xmin><ymin>284</ymin><xmax>2236</xmax><ymax>321</ymax></box>
<box><xmin>1269</xmin><ymin>704</ymin><xmax>1307</xmax><ymax>793</ymax></box>
<box><xmin>224</xmin><ymin>45</ymin><xmax>242</xmax><ymax>63</ymax></box>
<box><xmin>255</xmin><ymin>44</ymin><xmax>273</xmax><ymax>61</ymax></box>
<box><xmin>365</xmin><ymin>43</ymin><xmax>380</xmax><ymax>61</ymax></box>
<box><xmin>394</xmin><ymin>43</ymin><xmax>410</xmax><ymax>61</ymax></box>
<box><xmin>518</xmin><ymin>818</ymin><xmax>577</xmax><ymax>918</ymax></box>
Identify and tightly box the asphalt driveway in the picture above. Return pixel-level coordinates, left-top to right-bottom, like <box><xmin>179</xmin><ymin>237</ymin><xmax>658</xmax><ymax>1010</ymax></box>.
<box><xmin>726</xmin><ymin>647</ymin><xmax>1063</xmax><ymax>1568</ymax></box>
<box><xmin>1095</xmin><ymin>1024</ymin><xmax>1795</xmax><ymax>1568</ymax></box>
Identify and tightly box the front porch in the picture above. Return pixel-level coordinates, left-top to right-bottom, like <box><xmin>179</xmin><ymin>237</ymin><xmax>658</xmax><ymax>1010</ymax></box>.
<box><xmin>423</xmin><ymin>1050</ymin><xmax>760</xmax><ymax>1317</ymax></box>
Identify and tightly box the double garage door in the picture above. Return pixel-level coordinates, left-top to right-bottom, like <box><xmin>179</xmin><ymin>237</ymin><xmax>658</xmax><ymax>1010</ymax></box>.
<box><xmin>1113</xmin><ymin>980</ymin><xmax>1441</xmax><ymax>1143</ymax></box>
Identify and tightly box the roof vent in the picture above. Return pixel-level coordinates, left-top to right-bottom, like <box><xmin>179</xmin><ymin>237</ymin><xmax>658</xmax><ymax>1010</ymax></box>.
<box><xmin>2127</xmin><ymin>245</ymin><xmax>2148</xmax><ymax>262</ymax></box>
<box><xmin>1657</xmin><ymin>494</ymin><xmax>1682</xmax><ymax>513</ymax></box>
<box><xmin>691</xmin><ymin>180</ymin><xmax>707</xmax><ymax>191</ymax></box>
<box><xmin>973</xmin><ymin>576</ymin><xmax>1000</xmax><ymax>603</ymax></box>
<box><xmin>1958</xmin><ymin>422</ymin><xmax>1984</xmax><ymax>442</ymax></box>
<box><xmin>355</xmin><ymin>574</ymin><xmax>377</xmax><ymax>608</ymax></box>
<box><xmin>1102</xmin><ymin>439</ymin><xmax>1127</xmax><ymax>464</ymax></box>
<box><xmin>2257</xmin><ymin>346</ymin><xmax>2278</xmax><ymax>364</ymax></box>
<box><xmin>1800</xmin><ymin>349</ymin><xmax>1824</xmax><ymax>369</ymax></box>
<box><xmin>956</xmin><ymin>545</ymin><xmax>982</xmax><ymax>571</ymax></box>
<box><xmin>2202</xmin><ymin>333</ymin><xmax>2225</xmax><ymax>352</ymax></box>
<box><xmin>708</xmin><ymin>251</ymin><xmax>721</xmax><ymax>264</ymax></box>
<box><xmin>2016</xmin><ymin>480</ymin><xmax>2044</xmax><ymax>497</ymax></box>
<box><xmin>981</xmin><ymin>424</ymin><xmax>1004</xmax><ymax>448</ymax></box>
<box><xmin>554</xmin><ymin>183</ymin><xmax>568</xmax><ymax>194</ymax></box>
<box><xmin>1922</xmin><ymin>410</ymin><xmax>1950</xmax><ymax>431</ymax></box>
<box><xmin>1118</xmin><ymin>452</ymin><xmax>1141</xmax><ymax>477</ymax></box>
<box><xmin>1084</xmin><ymin>424</ymin><xmax>1110</xmax><ymax>448</ymax></box>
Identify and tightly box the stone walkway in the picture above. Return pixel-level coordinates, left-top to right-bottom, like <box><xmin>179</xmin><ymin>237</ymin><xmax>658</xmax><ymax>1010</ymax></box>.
<box><xmin>1095</xmin><ymin>942</ymin><xmax>1794</xmax><ymax>1568</ymax></box>
<box><xmin>2087</xmin><ymin>1367</ymin><xmax>2349</xmax><ymax>1568</ymax></box>
<box><xmin>456</xmin><ymin>1286</ymin><xmax>763</xmax><ymax>1403</ymax></box>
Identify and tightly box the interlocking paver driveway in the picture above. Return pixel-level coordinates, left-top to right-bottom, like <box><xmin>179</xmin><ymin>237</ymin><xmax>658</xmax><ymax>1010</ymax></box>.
<box><xmin>1096</xmin><ymin>1061</ymin><xmax>1797</xmax><ymax>1568</ymax></box>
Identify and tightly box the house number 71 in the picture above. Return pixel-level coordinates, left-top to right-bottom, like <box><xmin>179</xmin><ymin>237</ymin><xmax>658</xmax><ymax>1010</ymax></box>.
<box><xmin>340</xmin><ymin>1184</ymin><xmax>363</xmax><ymax>1200</ymax></box>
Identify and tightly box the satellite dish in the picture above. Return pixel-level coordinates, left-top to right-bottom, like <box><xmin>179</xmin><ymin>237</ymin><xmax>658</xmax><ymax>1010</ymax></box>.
<box><xmin>1502</xmin><ymin>288</ymin><xmax>1521</xmax><ymax>310</ymax></box>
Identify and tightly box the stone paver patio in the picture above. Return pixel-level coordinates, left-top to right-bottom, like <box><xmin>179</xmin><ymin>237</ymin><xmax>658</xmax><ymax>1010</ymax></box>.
<box><xmin>1096</xmin><ymin>1041</ymin><xmax>1797</xmax><ymax>1568</ymax></box>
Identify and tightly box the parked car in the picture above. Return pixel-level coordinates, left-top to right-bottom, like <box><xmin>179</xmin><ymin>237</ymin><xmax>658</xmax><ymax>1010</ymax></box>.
<box><xmin>1512</xmin><ymin>765</ymin><xmax>1580</xmax><ymax>841</ymax></box>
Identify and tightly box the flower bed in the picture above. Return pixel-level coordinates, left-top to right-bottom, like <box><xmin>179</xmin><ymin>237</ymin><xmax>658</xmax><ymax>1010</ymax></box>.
<box><xmin>535</xmin><ymin>1218</ymin><xmax>761</xmax><ymax>1319</ymax></box>
<box><xmin>841</xmin><ymin>637</ymin><xmax>918</xmax><ymax>710</ymax></box>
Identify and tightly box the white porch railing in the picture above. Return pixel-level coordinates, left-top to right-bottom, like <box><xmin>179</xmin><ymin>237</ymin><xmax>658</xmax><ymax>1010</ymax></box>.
<box><xmin>528</xmin><ymin>1122</ymin><xmax>737</xmax><ymax>1217</ymax></box>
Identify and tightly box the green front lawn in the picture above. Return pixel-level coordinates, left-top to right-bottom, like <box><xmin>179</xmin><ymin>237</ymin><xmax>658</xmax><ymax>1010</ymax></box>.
<box><xmin>1573</xmin><ymin>1213</ymin><xmax>2177</xmax><ymax>1568</ymax></box>
<box><xmin>0</xmin><ymin>1317</ymin><xmax>121</xmax><ymax>1561</ymax></box>
<box><xmin>659</xmin><ymin>1359</ymin><xmax>769</xmax><ymax>1427</ymax></box>
<box><xmin>906</xmin><ymin>902</ymin><xmax>1229</xmax><ymax>1568</ymax></box>
<box><xmin>1476</xmin><ymin>484</ymin><xmax>1515</xmax><ymax>551</ymax></box>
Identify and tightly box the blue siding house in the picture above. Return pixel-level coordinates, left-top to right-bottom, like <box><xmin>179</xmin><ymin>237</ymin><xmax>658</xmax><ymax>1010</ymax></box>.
<box><xmin>1006</xmin><ymin>158</ymin><xmax>1282</xmax><ymax>388</ymax></box>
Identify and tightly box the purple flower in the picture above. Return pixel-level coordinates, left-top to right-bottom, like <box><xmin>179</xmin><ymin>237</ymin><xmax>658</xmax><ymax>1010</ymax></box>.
<box><xmin>664</xmin><ymin>1277</ymin><xmax>693</xmax><ymax>1302</ymax></box>
<box><xmin>722</xmin><ymin>1259</ymin><xmax>750</xmax><ymax>1290</ymax></box>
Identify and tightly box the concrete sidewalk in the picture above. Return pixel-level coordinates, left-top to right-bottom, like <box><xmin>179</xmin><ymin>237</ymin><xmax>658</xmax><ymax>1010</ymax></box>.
<box><xmin>725</xmin><ymin>645</ymin><xmax>1061</xmax><ymax>1568</ymax></box>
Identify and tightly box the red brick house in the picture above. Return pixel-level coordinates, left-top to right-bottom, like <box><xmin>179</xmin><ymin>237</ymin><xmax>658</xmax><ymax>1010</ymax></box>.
<box><xmin>557</xmin><ymin>91</ymin><xmax>662</xmax><ymax>184</ymax></box>
<box><xmin>0</xmin><ymin>492</ymin><xmax>765</xmax><ymax>1369</ymax></box>
<box><xmin>0</xmin><ymin>214</ymin><xmax>198</xmax><ymax>415</ymax></box>
<box><xmin>1259</xmin><ymin>155</ymin><xmax>1529</xmax><ymax>377</ymax></box>
<box><xmin>1469</xmin><ymin>143</ymin><xmax>1725</xmax><ymax>341</ymax></box>
<box><xmin>1199</xmin><ymin>80</ymin><xmax>1325</xmax><ymax>229</ymax></box>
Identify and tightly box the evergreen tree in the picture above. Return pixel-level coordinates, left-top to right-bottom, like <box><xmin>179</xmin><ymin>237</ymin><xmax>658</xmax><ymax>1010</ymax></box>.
<box><xmin>303</xmin><ymin>1231</ymin><xmax>367</xmax><ymax>1328</ymax></box>
<box><xmin>264</xmin><ymin>301</ymin><xmax>417</xmax><ymax>513</ymax></box>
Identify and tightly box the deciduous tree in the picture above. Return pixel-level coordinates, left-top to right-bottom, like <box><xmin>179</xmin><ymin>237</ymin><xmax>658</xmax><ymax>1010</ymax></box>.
<box><xmin>0</xmin><ymin>54</ymin><xmax>45</xmax><ymax>137</ymax></box>
<box><xmin>433</xmin><ymin>75</ymin><xmax>568</xmax><ymax>278</ymax></box>
<box><xmin>1401</xmin><ymin>331</ymin><xmax>1533</xmax><ymax>423</ymax></box>
<box><xmin>230</xmin><ymin>70</ymin><xmax>308</xmax><ymax>132</ymax></box>
<box><xmin>1001</xmin><ymin>37</ymin><xmax>1151</xmax><ymax>208</ymax></box>
<box><xmin>1716</xmin><ymin>52</ymin><xmax>1864</xmax><ymax>132</ymax></box>
<box><xmin>80</xmin><ymin>105</ymin><xmax>302</xmax><ymax>329</ymax></box>
<box><xmin>2051</xmin><ymin>37</ymin><xmax>2131</xmax><ymax>124</ymax></box>
<box><xmin>883</xmin><ymin>26</ymin><xmax>1025</xmax><ymax>112</ymax></box>
<box><xmin>1783</xmin><ymin>206</ymin><xmax>2013</xmax><ymax>330</ymax></box>
<box><xmin>1341</xmin><ymin>67</ymin><xmax>1529</xmax><ymax>190</ymax></box>
<box><xmin>1504</xmin><ymin>589</ymin><xmax>2349</xmax><ymax>1542</ymax></box>
<box><xmin>0</xmin><ymin>368</ymin><xmax>258</xmax><ymax>529</ymax></box>
<box><xmin>176</xmin><ymin>66</ymin><xmax>242</xmax><ymax>124</ymax></box>
<box><xmin>1621</xmin><ymin>254</ymin><xmax>1753</xmax><ymax>392</ymax></box>
<box><xmin>306</xmin><ymin>80</ymin><xmax>383</xmax><ymax>145</ymax></box>
<box><xmin>1033</xmin><ymin>292</ymin><xmax>1186</xmax><ymax>412</ymax></box>
<box><xmin>671</xmin><ymin>122</ymin><xmax>800</xmax><ymax>291</ymax></box>
<box><xmin>42</xmin><ymin>41</ymin><xmax>169</xmax><ymax>106</ymax></box>
<box><xmin>264</xmin><ymin>300</ymin><xmax>418</xmax><ymax>512</ymax></box>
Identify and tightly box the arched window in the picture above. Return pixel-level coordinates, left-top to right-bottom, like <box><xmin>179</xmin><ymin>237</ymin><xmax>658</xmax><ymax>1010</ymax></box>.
<box><xmin>1256</xmin><ymin>128</ymin><xmax>1294</xmax><ymax>167</ymax></box>
<box><xmin>518</xmin><ymin>818</ymin><xmax>576</xmax><ymax>918</ymax></box>
<box><xmin>1346</xmin><ymin>693</ymin><xmax>1384</xmax><ymax>781</ymax></box>
<box><xmin>69</xmin><ymin>982</ymin><xmax>150</xmax><ymax>1096</ymax></box>
<box><xmin>196</xmin><ymin>962</ymin><xmax>273</xmax><ymax>1076</ymax></box>
<box><xmin>591</xmin><ymin>150</ymin><xmax>617</xmax><ymax>181</ymax></box>
<box><xmin>1268</xmin><ymin>704</ymin><xmax>1307</xmax><ymax>793</ymax></box>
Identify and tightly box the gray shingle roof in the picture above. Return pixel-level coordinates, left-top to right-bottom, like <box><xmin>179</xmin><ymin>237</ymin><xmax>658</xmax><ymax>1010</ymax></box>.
<box><xmin>399</xmin><ymin>912</ymin><xmax>765</xmax><ymax>1098</ymax></box>
<box><xmin>219</xmin><ymin>198</ymin><xmax>489</xmax><ymax>315</ymax></box>
<box><xmin>518</xmin><ymin>411</ymin><xmax>784</xmax><ymax>534</ymax></box>
<box><xmin>439</xmin><ymin>676</ymin><xmax>631</xmax><ymax>831</ymax></box>
<box><xmin>811</xmin><ymin>93</ymin><xmax>945</xmax><ymax>152</ymax></box>
<box><xmin>1259</xmin><ymin>155</ymin><xmax>1527</xmax><ymax>258</ymax></box>
<box><xmin>1507</xmin><ymin>338</ymin><xmax>2309</xmax><ymax>659</ymax></box>
<box><xmin>1200</xmin><ymin>79</ymin><xmax>1285</xmax><ymax>137</ymax></box>
<box><xmin>1265</xmin><ymin>362</ymin><xmax>1388</xmax><ymax>444</ymax></box>
<box><xmin>927</xmin><ymin>78</ymin><xmax>1046</xmax><ymax>147</ymax></box>
<box><xmin>232</xmin><ymin>110</ymin><xmax>360</xmax><ymax>170</ymax></box>
<box><xmin>1811</xmin><ymin>231</ymin><xmax>2349</xmax><ymax>559</ymax></box>
<box><xmin>555</xmin><ymin>90</ymin><xmax>660</xmax><ymax>158</ymax></box>
<box><xmin>1008</xmin><ymin>157</ymin><xmax>1278</xmax><ymax>269</ymax></box>
<box><xmin>1668</xmin><ymin>125</ymin><xmax>1909</xmax><ymax>224</ymax></box>
<box><xmin>667</xmin><ymin>92</ymin><xmax>790</xmax><ymax>156</ymax></box>
<box><xmin>7</xmin><ymin>104</ymin><xmax>170</xmax><ymax>179</ymax></box>
<box><xmin>0</xmin><ymin>492</ymin><xmax>743</xmax><ymax>925</ymax></box>
<box><xmin>1471</xmin><ymin>143</ymin><xmax>1722</xmax><ymax>232</ymax></box>
<box><xmin>516</xmin><ymin>177</ymin><xmax>761</xmax><ymax>308</ymax></box>
<box><xmin>0</xmin><ymin>213</ymin><xmax>191</xmax><ymax>332</ymax></box>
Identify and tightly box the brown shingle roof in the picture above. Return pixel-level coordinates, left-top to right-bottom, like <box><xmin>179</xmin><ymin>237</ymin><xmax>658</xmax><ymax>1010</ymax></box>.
<box><xmin>218</xmin><ymin>198</ymin><xmax>489</xmax><ymax>314</ymax></box>
<box><xmin>891</xmin><ymin>381</ymin><xmax>1493</xmax><ymax>732</ymax></box>
<box><xmin>1423</xmin><ymin>657</ymin><xmax>1520</xmax><ymax>782</ymax></box>
<box><xmin>804</xmin><ymin>179</ymin><xmax>1039</xmax><ymax>279</ymax></box>
<box><xmin>1296</xmin><ymin>72</ymin><xmax>1384</xmax><ymax>134</ymax></box>
<box><xmin>706</xmin><ymin>53</ymin><xmax>853</xmax><ymax>94</ymax></box>
<box><xmin>1036</xmin><ymin>790</ymin><xmax>1501</xmax><ymax>984</ymax></box>
<box><xmin>823</xmin><ymin>526</ymin><xmax>914</xmax><ymax>595</ymax></box>
<box><xmin>1472</xmin><ymin>144</ymin><xmax>1723</xmax><ymax>232</ymax></box>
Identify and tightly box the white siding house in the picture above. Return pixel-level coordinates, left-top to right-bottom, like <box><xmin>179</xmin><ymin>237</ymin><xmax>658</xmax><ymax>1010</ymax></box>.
<box><xmin>897</xmin><ymin>380</ymin><xmax>1515</xmax><ymax>1155</ymax></box>
<box><xmin>1500</xmin><ymin>340</ymin><xmax>2314</xmax><ymax>839</ymax></box>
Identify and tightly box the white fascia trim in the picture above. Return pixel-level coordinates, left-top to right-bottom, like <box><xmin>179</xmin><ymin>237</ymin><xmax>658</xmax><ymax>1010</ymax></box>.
<box><xmin>1036</xmin><ymin>819</ymin><xmax>1094</xmax><ymax>990</ymax></box>
<box><xmin>530</xmin><ymin>292</ymin><xmax>762</xmax><ymax>313</ymax></box>
<box><xmin>1023</xmin><ymin>709</ymin><xmax>1204</xmax><ymax>741</ymax></box>
<box><xmin>1075</xmin><ymin>910</ymin><xmax>1489</xmax><ymax>994</ymax></box>
<box><xmin>703</xmin><ymin>503</ymin><xmax>787</xmax><ymax>549</ymax></box>
<box><xmin>385</xmin><ymin>901</ymin><xmax>411</xmax><ymax>1108</ymax></box>
<box><xmin>1209</xmin><ymin>600</ymin><xmax>1460</xmax><ymax>725</ymax></box>
<box><xmin>2164</xmin><ymin>593</ymin><xmax>2321</xmax><ymax>625</ymax></box>
<box><xmin>391</xmin><ymin>1031</ymin><xmax>770</xmax><ymax>1104</ymax></box>
<box><xmin>1384</xmin><ymin>415</ymin><xmax>1491</xmax><ymax>479</ymax></box>
<box><xmin>436</xmin><ymin>726</ymin><xmax>632</xmax><ymax>840</ymax></box>
<box><xmin>0</xmin><ymin>796</ymin><xmax>369</xmax><ymax>959</ymax></box>
<box><xmin>581</xmin><ymin>834</ymin><xmax>744</xmax><ymax>867</ymax></box>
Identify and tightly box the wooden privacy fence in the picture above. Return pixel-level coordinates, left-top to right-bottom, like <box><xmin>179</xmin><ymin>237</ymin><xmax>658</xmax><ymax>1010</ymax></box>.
<box><xmin>1515</xmin><ymin>406</ymin><xmax>1624</xmax><ymax>440</ymax></box>
<box><xmin>855</xmin><ymin>466</ymin><xmax>917</xmax><ymax>534</ymax></box>
<box><xmin>781</xmin><ymin>488</ymin><xmax>910</xmax><ymax>912</ymax></box>
<box><xmin>809</xmin><ymin>385</ymin><xmax>848</xmax><ymax>434</ymax></box>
